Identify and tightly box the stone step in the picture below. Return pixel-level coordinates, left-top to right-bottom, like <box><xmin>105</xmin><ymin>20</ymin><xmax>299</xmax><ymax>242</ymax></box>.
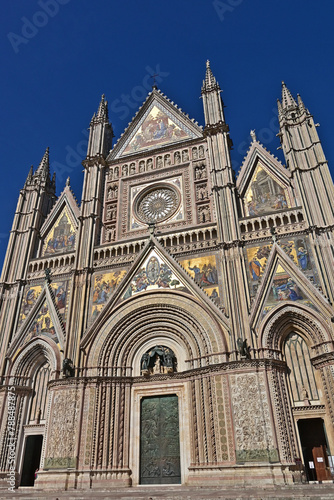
<box><xmin>1</xmin><ymin>484</ymin><xmax>334</xmax><ymax>500</ymax></box>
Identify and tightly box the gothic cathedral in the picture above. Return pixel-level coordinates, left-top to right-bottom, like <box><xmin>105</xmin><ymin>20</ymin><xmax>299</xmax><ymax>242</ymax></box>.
<box><xmin>0</xmin><ymin>62</ymin><xmax>334</xmax><ymax>490</ymax></box>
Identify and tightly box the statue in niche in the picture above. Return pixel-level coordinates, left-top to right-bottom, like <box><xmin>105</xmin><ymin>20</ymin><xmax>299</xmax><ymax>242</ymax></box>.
<box><xmin>182</xmin><ymin>150</ymin><xmax>189</xmax><ymax>162</ymax></box>
<box><xmin>153</xmin><ymin>354</ymin><xmax>161</xmax><ymax>373</ymax></box>
<box><xmin>108</xmin><ymin>227</ymin><xmax>115</xmax><ymax>242</ymax></box>
<box><xmin>108</xmin><ymin>187</ymin><xmax>113</xmax><ymax>200</ymax></box>
<box><xmin>174</xmin><ymin>151</ymin><xmax>181</xmax><ymax>164</ymax></box>
<box><xmin>130</xmin><ymin>163</ymin><xmax>136</xmax><ymax>175</ymax></box>
<box><xmin>157</xmin><ymin>156</ymin><xmax>163</xmax><ymax>168</ymax></box>
<box><xmin>114</xmin><ymin>166</ymin><xmax>119</xmax><ymax>178</ymax></box>
<box><xmin>199</xmin><ymin>205</ymin><xmax>211</xmax><ymax>223</ymax></box>
<box><xmin>192</xmin><ymin>147</ymin><xmax>198</xmax><ymax>160</ymax></box>
<box><xmin>140</xmin><ymin>346</ymin><xmax>176</xmax><ymax>375</ymax></box>
<box><xmin>164</xmin><ymin>154</ymin><xmax>171</xmax><ymax>166</ymax></box>
<box><xmin>114</xmin><ymin>186</ymin><xmax>118</xmax><ymax>198</ymax></box>
<box><xmin>195</xmin><ymin>167</ymin><xmax>202</xmax><ymax>180</ymax></box>
<box><xmin>122</xmin><ymin>164</ymin><xmax>128</xmax><ymax>176</ymax></box>
<box><xmin>147</xmin><ymin>158</ymin><xmax>153</xmax><ymax>170</ymax></box>
<box><xmin>301</xmin><ymin>386</ymin><xmax>311</xmax><ymax>406</ymax></box>
<box><xmin>139</xmin><ymin>161</ymin><xmax>145</xmax><ymax>173</ymax></box>
<box><xmin>141</xmin><ymin>353</ymin><xmax>150</xmax><ymax>374</ymax></box>
<box><xmin>199</xmin><ymin>145</ymin><xmax>205</xmax><ymax>158</ymax></box>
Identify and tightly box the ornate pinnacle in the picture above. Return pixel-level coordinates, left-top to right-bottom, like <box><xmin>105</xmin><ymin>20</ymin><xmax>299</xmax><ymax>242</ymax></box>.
<box><xmin>96</xmin><ymin>94</ymin><xmax>109</xmax><ymax>121</ymax></box>
<box><xmin>35</xmin><ymin>147</ymin><xmax>50</xmax><ymax>179</ymax></box>
<box><xmin>281</xmin><ymin>82</ymin><xmax>297</xmax><ymax>110</ymax></box>
<box><xmin>202</xmin><ymin>60</ymin><xmax>220</xmax><ymax>92</ymax></box>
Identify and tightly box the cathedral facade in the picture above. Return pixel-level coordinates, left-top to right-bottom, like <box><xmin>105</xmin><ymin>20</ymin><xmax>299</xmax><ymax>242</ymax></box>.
<box><xmin>0</xmin><ymin>62</ymin><xmax>334</xmax><ymax>490</ymax></box>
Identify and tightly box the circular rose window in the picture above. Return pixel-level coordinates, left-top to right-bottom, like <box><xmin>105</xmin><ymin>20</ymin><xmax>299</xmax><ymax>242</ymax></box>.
<box><xmin>134</xmin><ymin>184</ymin><xmax>181</xmax><ymax>224</ymax></box>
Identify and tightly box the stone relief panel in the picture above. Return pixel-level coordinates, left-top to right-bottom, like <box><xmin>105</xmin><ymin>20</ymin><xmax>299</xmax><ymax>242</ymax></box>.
<box><xmin>44</xmin><ymin>387</ymin><xmax>81</xmax><ymax>469</ymax></box>
<box><xmin>41</xmin><ymin>207</ymin><xmax>76</xmax><ymax>256</ymax></box>
<box><xmin>244</xmin><ymin>163</ymin><xmax>290</xmax><ymax>217</ymax></box>
<box><xmin>230</xmin><ymin>372</ymin><xmax>278</xmax><ymax>463</ymax></box>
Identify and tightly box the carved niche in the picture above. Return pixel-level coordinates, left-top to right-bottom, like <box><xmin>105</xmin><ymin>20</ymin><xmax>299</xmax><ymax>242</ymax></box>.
<box><xmin>141</xmin><ymin>346</ymin><xmax>177</xmax><ymax>375</ymax></box>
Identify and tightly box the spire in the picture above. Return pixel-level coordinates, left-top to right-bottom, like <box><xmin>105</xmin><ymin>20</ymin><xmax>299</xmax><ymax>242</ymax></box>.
<box><xmin>95</xmin><ymin>94</ymin><xmax>109</xmax><ymax>122</ymax></box>
<box><xmin>281</xmin><ymin>82</ymin><xmax>297</xmax><ymax>110</ymax></box>
<box><xmin>35</xmin><ymin>147</ymin><xmax>50</xmax><ymax>180</ymax></box>
<box><xmin>202</xmin><ymin>60</ymin><xmax>220</xmax><ymax>92</ymax></box>
<box><xmin>24</xmin><ymin>165</ymin><xmax>33</xmax><ymax>186</ymax></box>
<box><xmin>297</xmin><ymin>93</ymin><xmax>307</xmax><ymax>113</ymax></box>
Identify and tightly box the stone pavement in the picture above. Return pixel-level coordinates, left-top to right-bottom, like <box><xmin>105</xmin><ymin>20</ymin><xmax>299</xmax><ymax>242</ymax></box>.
<box><xmin>1</xmin><ymin>483</ymin><xmax>334</xmax><ymax>500</ymax></box>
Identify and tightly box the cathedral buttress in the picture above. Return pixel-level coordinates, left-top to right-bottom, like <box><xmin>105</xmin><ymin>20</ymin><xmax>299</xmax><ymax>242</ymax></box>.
<box><xmin>278</xmin><ymin>83</ymin><xmax>334</xmax><ymax>303</ymax></box>
<box><xmin>202</xmin><ymin>61</ymin><xmax>250</xmax><ymax>345</ymax></box>
<box><xmin>67</xmin><ymin>95</ymin><xmax>113</xmax><ymax>364</ymax></box>
<box><xmin>0</xmin><ymin>148</ymin><xmax>56</xmax><ymax>377</ymax></box>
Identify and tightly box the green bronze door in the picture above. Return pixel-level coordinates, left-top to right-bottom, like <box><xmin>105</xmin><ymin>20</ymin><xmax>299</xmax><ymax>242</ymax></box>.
<box><xmin>140</xmin><ymin>395</ymin><xmax>181</xmax><ymax>484</ymax></box>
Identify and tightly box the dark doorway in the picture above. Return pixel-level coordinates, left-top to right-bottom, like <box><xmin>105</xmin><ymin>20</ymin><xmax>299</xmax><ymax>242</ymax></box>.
<box><xmin>140</xmin><ymin>394</ymin><xmax>181</xmax><ymax>484</ymax></box>
<box><xmin>20</xmin><ymin>435</ymin><xmax>43</xmax><ymax>486</ymax></box>
<box><xmin>297</xmin><ymin>418</ymin><xmax>331</xmax><ymax>481</ymax></box>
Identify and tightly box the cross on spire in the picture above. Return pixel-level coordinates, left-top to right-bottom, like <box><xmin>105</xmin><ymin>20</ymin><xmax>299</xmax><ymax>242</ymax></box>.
<box><xmin>150</xmin><ymin>73</ymin><xmax>159</xmax><ymax>89</ymax></box>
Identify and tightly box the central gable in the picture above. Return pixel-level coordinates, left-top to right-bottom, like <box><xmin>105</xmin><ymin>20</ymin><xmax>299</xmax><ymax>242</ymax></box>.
<box><xmin>109</xmin><ymin>90</ymin><xmax>203</xmax><ymax>160</ymax></box>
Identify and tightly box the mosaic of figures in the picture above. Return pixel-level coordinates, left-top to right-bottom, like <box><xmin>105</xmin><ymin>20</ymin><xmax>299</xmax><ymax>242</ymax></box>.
<box><xmin>23</xmin><ymin>301</ymin><xmax>60</xmax><ymax>347</ymax></box>
<box><xmin>246</xmin><ymin>235</ymin><xmax>319</xmax><ymax>297</ymax></box>
<box><xmin>122</xmin><ymin>105</ymin><xmax>191</xmax><ymax>155</ymax></box>
<box><xmin>244</xmin><ymin>164</ymin><xmax>290</xmax><ymax>216</ymax></box>
<box><xmin>179</xmin><ymin>254</ymin><xmax>221</xmax><ymax>305</ymax></box>
<box><xmin>90</xmin><ymin>269</ymin><xmax>128</xmax><ymax>321</ymax></box>
<box><xmin>123</xmin><ymin>252</ymin><xmax>187</xmax><ymax>300</ymax></box>
<box><xmin>262</xmin><ymin>266</ymin><xmax>317</xmax><ymax>319</ymax></box>
<box><xmin>42</xmin><ymin>208</ymin><xmax>76</xmax><ymax>256</ymax></box>
<box><xmin>18</xmin><ymin>280</ymin><xmax>70</xmax><ymax>330</ymax></box>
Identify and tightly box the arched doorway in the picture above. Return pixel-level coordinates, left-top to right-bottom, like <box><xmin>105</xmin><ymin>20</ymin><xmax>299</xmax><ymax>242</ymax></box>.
<box><xmin>283</xmin><ymin>332</ymin><xmax>332</xmax><ymax>481</ymax></box>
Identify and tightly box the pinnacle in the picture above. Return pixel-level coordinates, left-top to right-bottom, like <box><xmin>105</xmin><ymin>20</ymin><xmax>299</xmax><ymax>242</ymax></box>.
<box><xmin>202</xmin><ymin>60</ymin><xmax>220</xmax><ymax>92</ymax></box>
<box><xmin>281</xmin><ymin>82</ymin><xmax>297</xmax><ymax>109</ymax></box>
<box><xmin>96</xmin><ymin>94</ymin><xmax>109</xmax><ymax>121</ymax></box>
<box><xmin>35</xmin><ymin>147</ymin><xmax>50</xmax><ymax>178</ymax></box>
<box><xmin>297</xmin><ymin>93</ymin><xmax>307</xmax><ymax>112</ymax></box>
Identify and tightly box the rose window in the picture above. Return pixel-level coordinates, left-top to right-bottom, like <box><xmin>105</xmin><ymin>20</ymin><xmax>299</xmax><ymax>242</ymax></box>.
<box><xmin>135</xmin><ymin>185</ymin><xmax>180</xmax><ymax>224</ymax></box>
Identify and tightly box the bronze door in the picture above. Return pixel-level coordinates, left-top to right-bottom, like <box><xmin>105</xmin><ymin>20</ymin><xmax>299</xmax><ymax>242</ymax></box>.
<box><xmin>140</xmin><ymin>395</ymin><xmax>181</xmax><ymax>484</ymax></box>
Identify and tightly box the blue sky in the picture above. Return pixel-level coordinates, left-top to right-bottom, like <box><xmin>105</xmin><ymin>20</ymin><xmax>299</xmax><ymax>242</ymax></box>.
<box><xmin>1</xmin><ymin>0</ymin><xmax>334</xmax><ymax>267</ymax></box>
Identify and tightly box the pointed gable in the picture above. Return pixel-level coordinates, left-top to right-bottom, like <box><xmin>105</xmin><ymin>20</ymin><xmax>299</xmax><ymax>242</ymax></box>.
<box><xmin>109</xmin><ymin>89</ymin><xmax>203</xmax><ymax>160</ymax></box>
<box><xmin>249</xmin><ymin>243</ymin><xmax>332</xmax><ymax>328</ymax></box>
<box><xmin>39</xmin><ymin>180</ymin><xmax>79</xmax><ymax>257</ymax></box>
<box><xmin>84</xmin><ymin>237</ymin><xmax>228</xmax><ymax>345</ymax></box>
<box><xmin>8</xmin><ymin>282</ymin><xmax>66</xmax><ymax>359</ymax></box>
<box><xmin>236</xmin><ymin>140</ymin><xmax>293</xmax><ymax>217</ymax></box>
